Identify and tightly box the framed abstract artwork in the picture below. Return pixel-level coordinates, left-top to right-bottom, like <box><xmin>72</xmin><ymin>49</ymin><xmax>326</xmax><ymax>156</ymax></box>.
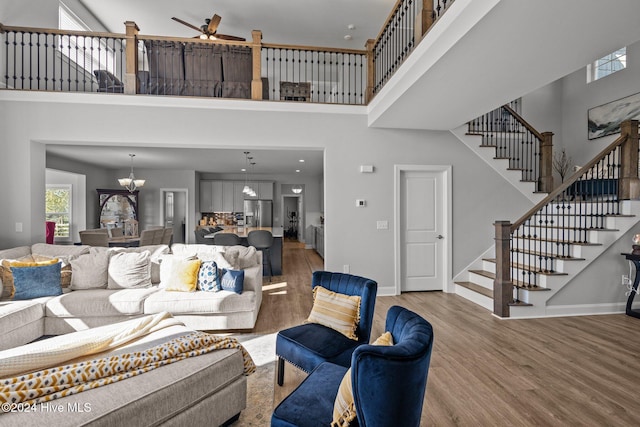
<box><xmin>588</xmin><ymin>91</ymin><xmax>640</xmax><ymax>139</ymax></box>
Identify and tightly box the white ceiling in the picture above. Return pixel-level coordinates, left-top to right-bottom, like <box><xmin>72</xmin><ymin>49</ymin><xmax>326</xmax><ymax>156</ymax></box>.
<box><xmin>47</xmin><ymin>145</ymin><xmax>324</xmax><ymax>176</ymax></box>
<box><xmin>79</xmin><ymin>0</ymin><xmax>395</xmax><ymax>50</ymax></box>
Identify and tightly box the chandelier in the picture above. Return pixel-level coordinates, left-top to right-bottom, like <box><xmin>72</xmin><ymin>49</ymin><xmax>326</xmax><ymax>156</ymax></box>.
<box><xmin>118</xmin><ymin>154</ymin><xmax>145</xmax><ymax>193</ymax></box>
<box><xmin>242</xmin><ymin>152</ymin><xmax>257</xmax><ymax>197</ymax></box>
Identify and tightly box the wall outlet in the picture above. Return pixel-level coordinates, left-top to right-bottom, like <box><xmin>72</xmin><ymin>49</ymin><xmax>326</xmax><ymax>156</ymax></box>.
<box><xmin>343</xmin><ymin>264</ymin><xmax>350</xmax><ymax>273</ymax></box>
<box><xmin>15</xmin><ymin>222</ymin><xmax>23</xmax><ymax>233</ymax></box>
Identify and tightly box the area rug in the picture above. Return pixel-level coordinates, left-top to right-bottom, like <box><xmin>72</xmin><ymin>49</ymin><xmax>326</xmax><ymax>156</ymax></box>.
<box><xmin>233</xmin><ymin>333</ymin><xmax>277</xmax><ymax>426</ymax></box>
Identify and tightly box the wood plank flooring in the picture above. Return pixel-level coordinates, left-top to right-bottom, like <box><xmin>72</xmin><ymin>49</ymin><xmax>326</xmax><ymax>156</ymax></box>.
<box><xmin>258</xmin><ymin>240</ymin><xmax>640</xmax><ymax>426</ymax></box>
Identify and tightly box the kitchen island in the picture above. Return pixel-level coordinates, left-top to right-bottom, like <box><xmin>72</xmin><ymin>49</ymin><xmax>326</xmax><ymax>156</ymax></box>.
<box><xmin>205</xmin><ymin>226</ymin><xmax>283</xmax><ymax>276</ymax></box>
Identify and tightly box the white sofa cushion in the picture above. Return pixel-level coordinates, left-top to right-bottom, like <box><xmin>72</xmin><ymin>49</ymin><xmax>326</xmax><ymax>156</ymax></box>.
<box><xmin>46</xmin><ymin>288</ymin><xmax>159</xmax><ymax>317</ymax></box>
<box><xmin>144</xmin><ymin>289</ymin><xmax>257</xmax><ymax>315</ymax></box>
<box><xmin>110</xmin><ymin>245</ymin><xmax>169</xmax><ymax>284</ymax></box>
<box><xmin>70</xmin><ymin>247</ymin><xmax>110</xmax><ymax>290</ymax></box>
<box><xmin>31</xmin><ymin>243</ymin><xmax>90</xmax><ymax>259</ymax></box>
<box><xmin>0</xmin><ymin>300</ymin><xmax>45</xmax><ymax>335</ymax></box>
<box><xmin>107</xmin><ymin>251</ymin><xmax>152</xmax><ymax>289</ymax></box>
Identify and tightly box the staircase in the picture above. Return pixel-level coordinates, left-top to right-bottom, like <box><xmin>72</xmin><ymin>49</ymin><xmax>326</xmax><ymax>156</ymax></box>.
<box><xmin>452</xmin><ymin>109</ymin><xmax>640</xmax><ymax>318</ymax></box>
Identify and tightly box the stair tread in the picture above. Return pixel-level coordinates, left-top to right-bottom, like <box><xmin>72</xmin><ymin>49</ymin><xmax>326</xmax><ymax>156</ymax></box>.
<box><xmin>506</xmin><ymin>251</ymin><xmax>585</xmax><ymax>261</ymax></box>
<box><xmin>476</xmin><ymin>261</ymin><xmax>567</xmax><ymax>276</ymax></box>
<box><xmin>521</xmin><ymin>225</ymin><xmax>619</xmax><ymax>232</ymax></box>
<box><xmin>455</xmin><ymin>281</ymin><xmax>493</xmax><ymax>298</ymax></box>
<box><xmin>509</xmin><ymin>300</ymin><xmax>533</xmax><ymax>307</ymax></box>
<box><xmin>469</xmin><ymin>270</ymin><xmax>551</xmax><ymax>290</ymax></box>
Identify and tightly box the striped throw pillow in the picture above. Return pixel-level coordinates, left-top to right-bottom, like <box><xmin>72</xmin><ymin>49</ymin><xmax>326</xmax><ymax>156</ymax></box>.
<box><xmin>306</xmin><ymin>286</ymin><xmax>361</xmax><ymax>340</ymax></box>
<box><xmin>331</xmin><ymin>332</ymin><xmax>394</xmax><ymax>427</ymax></box>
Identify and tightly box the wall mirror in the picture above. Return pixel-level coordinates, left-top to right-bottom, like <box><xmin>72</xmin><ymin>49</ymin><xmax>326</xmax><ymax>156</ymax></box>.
<box><xmin>97</xmin><ymin>189</ymin><xmax>139</xmax><ymax>236</ymax></box>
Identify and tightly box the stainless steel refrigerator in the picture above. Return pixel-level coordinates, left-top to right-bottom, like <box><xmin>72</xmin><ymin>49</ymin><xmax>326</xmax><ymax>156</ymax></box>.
<box><xmin>244</xmin><ymin>200</ymin><xmax>273</xmax><ymax>227</ymax></box>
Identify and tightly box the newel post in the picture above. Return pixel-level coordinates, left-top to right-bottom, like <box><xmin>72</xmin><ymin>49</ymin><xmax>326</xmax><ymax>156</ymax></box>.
<box><xmin>539</xmin><ymin>131</ymin><xmax>554</xmax><ymax>193</ymax></box>
<box><xmin>251</xmin><ymin>30</ymin><xmax>263</xmax><ymax>101</ymax></box>
<box><xmin>494</xmin><ymin>221</ymin><xmax>512</xmax><ymax>318</ymax></box>
<box><xmin>124</xmin><ymin>21</ymin><xmax>139</xmax><ymax>95</ymax></box>
<box><xmin>619</xmin><ymin>120</ymin><xmax>640</xmax><ymax>200</ymax></box>
<box><xmin>365</xmin><ymin>39</ymin><xmax>375</xmax><ymax>104</ymax></box>
<box><xmin>422</xmin><ymin>0</ymin><xmax>435</xmax><ymax>35</ymax></box>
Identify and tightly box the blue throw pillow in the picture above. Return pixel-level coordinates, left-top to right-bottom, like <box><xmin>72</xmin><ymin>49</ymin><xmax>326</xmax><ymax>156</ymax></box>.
<box><xmin>12</xmin><ymin>263</ymin><xmax>62</xmax><ymax>300</ymax></box>
<box><xmin>197</xmin><ymin>261</ymin><xmax>221</xmax><ymax>292</ymax></box>
<box><xmin>220</xmin><ymin>269</ymin><xmax>244</xmax><ymax>294</ymax></box>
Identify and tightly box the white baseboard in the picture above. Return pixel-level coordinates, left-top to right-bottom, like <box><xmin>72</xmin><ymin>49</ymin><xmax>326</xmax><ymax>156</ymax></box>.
<box><xmin>507</xmin><ymin>302</ymin><xmax>627</xmax><ymax>319</ymax></box>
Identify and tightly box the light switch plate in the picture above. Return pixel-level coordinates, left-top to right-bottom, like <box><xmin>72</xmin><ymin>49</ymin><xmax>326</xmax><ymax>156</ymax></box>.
<box><xmin>377</xmin><ymin>220</ymin><xmax>389</xmax><ymax>230</ymax></box>
<box><xmin>15</xmin><ymin>222</ymin><xmax>23</xmax><ymax>233</ymax></box>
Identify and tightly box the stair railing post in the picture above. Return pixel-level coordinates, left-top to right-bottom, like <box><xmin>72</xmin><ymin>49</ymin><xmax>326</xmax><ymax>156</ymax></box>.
<box><xmin>124</xmin><ymin>21</ymin><xmax>139</xmax><ymax>95</ymax></box>
<box><xmin>365</xmin><ymin>39</ymin><xmax>375</xmax><ymax>103</ymax></box>
<box><xmin>494</xmin><ymin>220</ymin><xmax>512</xmax><ymax>317</ymax></box>
<box><xmin>251</xmin><ymin>30</ymin><xmax>263</xmax><ymax>101</ymax></box>
<box><xmin>422</xmin><ymin>0</ymin><xmax>436</xmax><ymax>35</ymax></box>
<box><xmin>619</xmin><ymin>119</ymin><xmax>640</xmax><ymax>200</ymax></box>
<box><xmin>539</xmin><ymin>131</ymin><xmax>554</xmax><ymax>193</ymax></box>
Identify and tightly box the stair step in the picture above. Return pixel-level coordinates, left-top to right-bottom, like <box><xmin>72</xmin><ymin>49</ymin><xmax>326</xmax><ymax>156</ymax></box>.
<box><xmin>508</xmin><ymin>300</ymin><xmax>533</xmax><ymax>307</ymax></box>
<box><xmin>482</xmin><ymin>259</ymin><xmax>567</xmax><ymax>276</ymax></box>
<box><xmin>469</xmin><ymin>270</ymin><xmax>552</xmax><ymax>290</ymax></box>
<box><xmin>510</xmin><ymin>250</ymin><xmax>585</xmax><ymax>261</ymax></box>
<box><xmin>455</xmin><ymin>281</ymin><xmax>493</xmax><ymax>298</ymax></box>
<box><xmin>514</xmin><ymin>236</ymin><xmax>602</xmax><ymax>245</ymax></box>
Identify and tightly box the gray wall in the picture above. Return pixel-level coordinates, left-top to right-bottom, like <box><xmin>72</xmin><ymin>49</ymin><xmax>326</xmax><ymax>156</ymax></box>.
<box><xmin>0</xmin><ymin>95</ymin><xmax>529</xmax><ymax>295</ymax></box>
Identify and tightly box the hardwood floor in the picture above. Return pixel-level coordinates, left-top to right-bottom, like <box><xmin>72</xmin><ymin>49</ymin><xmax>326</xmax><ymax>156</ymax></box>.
<box><xmin>259</xmin><ymin>240</ymin><xmax>640</xmax><ymax>426</ymax></box>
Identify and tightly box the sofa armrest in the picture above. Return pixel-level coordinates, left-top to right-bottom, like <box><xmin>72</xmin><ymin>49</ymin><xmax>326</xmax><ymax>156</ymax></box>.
<box><xmin>241</xmin><ymin>261</ymin><xmax>262</xmax><ymax>295</ymax></box>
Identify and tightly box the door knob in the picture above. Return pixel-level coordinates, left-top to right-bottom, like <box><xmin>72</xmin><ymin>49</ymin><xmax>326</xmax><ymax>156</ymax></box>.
<box><xmin>437</xmin><ymin>235</ymin><xmax>444</xmax><ymax>240</ymax></box>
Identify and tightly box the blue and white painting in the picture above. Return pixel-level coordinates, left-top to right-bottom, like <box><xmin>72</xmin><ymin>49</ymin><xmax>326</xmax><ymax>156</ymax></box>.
<box><xmin>588</xmin><ymin>92</ymin><xmax>640</xmax><ymax>139</ymax></box>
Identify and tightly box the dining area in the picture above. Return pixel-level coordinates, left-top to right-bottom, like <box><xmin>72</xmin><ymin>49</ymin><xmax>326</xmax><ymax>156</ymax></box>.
<box><xmin>78</xmin><ymin>227</ymin><xmax>173</xmax><ymax>248</ymax></box>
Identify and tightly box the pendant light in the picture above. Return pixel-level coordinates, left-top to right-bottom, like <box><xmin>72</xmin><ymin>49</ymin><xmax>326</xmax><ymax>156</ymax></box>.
<box><xmin>118</xmin><ymin>154</ymin><xmax>145</xmax><ymax>193</ymax></box>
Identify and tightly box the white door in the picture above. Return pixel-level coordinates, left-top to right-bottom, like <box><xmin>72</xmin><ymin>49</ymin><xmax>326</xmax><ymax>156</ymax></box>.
<box><xmin>400</xmin><ymin>170</ymin><xmax>445</xmax><ymax>291</ymax></box>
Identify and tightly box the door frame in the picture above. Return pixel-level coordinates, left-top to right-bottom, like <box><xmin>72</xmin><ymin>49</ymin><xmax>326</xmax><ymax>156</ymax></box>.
<box><xmin>160</xmin><ymin>188</ymin><xmax>189</xmax><ymax>243</ymax></box>
<box><xmin>394</xmin><ymin>165</ymin><xmax>452</xmax><ymax>295</ymax></box>
<box><xmin>281</xmin><ymin>194</ymin><xmax>305</xmax><ymax>243</ymax></box>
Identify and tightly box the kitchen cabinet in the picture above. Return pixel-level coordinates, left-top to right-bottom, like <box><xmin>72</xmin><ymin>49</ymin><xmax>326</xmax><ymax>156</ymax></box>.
<box><xmin>199</xmin><ymin>180</ymin><xmax>213</xmax><ymax>212</ymax></box>
<box><xmin>315</xmin><ymin>226</ymin><xmax>324</xmax><ymax>259</ymax></box>
<box><xmin>259</xmin><ymin>182</ymin><xmax>274</xmax><ymax>200</ymax></box>
<box><xmin>222</xmin><ymin>181</ymin><xmax>235</xmax><ymax>212</ymax></box>
<box><xmin>211</xmin><ymin>180</ymin><xmax>224</xmax><ymax>212</ymax></box>
<box><xmin>234</xmin><ymin>181</ymin><xmax>246</xmax><ymax>212</ymax></box>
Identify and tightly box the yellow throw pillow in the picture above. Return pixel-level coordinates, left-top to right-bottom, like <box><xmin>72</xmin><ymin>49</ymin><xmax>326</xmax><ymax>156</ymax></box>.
<box><xmin>1</xmin><ymin>257</ymin><xmax>58</xmax><ymax>299</ymax></box>
<box><xmin>331</xmin><ymin>332</ymin><xmax>394</xmax><ymax>427</ymax></box>
<box><xmin>307</xmin><ymin>286</ymin><xmax>361</xmax><ymax>340</ymax></box>
<box><xmin>164</xmin><ymin>258</ymin><xmax>201</xmax><ymax>292</ymax></box>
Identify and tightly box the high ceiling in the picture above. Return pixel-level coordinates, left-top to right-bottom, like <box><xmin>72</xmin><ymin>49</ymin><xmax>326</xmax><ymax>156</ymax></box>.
<box><xmin>79</xmin><ymin>0</ymin><xmax>395</xmax><ymax>49</ymax></box>
<box><xmin>47</xmin><ymin>145</ymin><xmax>324</xmax><ymax>176</ymax></box>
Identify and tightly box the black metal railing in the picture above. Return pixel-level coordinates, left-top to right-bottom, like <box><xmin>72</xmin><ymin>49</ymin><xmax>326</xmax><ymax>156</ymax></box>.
<box><xmin>467</xmin><ymin>100</ymin><xmax>543</xmax><ymax>184</ymax></box>
<box><xmin>372</xmin><ymin>0</ymin><xmax>453</xmax><ymax>95</ymax></box>
<box><xmin>262</xmin><ymin>46</ymin><xmax>366</xmax><ymax>104</ymax></box>
<box><xmin>508</xmin><ymin>134</ymin><xmax>625</xmax><ymax>293</ymax></box>
<box><xmin>1</xmin><ymin>27</ymin><xmax>125</xmax><ymax>92</ymax></box>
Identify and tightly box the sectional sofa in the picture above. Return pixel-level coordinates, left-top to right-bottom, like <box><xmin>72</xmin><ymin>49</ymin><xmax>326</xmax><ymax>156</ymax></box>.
<box><xmin>0</xmin><ymin>242</ymin><xmax>263</xmax><ymax>351</ymax></box>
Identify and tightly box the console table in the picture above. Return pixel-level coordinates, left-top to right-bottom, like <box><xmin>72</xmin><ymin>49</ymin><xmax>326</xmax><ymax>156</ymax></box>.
<box><xmin>621</xmin><ymin>253</ymin><xmax>640</xmax><ymax>318</ymax></box>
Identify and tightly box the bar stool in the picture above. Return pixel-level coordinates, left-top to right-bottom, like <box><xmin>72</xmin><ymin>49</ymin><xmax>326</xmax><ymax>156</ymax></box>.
<box><xmin>248</xmin><ymin>230</ymin><xmax>274</xmax><ymax>281</ymax></box>
<box><xmin>213</xmin><ymin>233</ymin><xmax>241</xmax><ymax>246</ymax></box>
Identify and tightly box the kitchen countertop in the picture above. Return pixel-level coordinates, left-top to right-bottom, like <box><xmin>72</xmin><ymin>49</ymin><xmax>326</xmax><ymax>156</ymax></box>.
<box><xmin>205</xmin><ymin>226</ymin><xmax>284</xmax><ymax>238</ymax></box>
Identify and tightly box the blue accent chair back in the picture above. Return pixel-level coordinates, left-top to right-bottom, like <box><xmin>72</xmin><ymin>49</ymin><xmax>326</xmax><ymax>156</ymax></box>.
<box><xmin>275</xmin><ymin>271</ymin><xmax>377</xmax><ymax>385</ymax></box>
<box><xmin>271</xmin><ymin>305</ymin><xmax>434</xmax><ymax>427</ymax></box>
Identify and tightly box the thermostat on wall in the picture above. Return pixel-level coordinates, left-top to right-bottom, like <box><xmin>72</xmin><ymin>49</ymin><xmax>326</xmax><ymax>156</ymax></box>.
<box><xmin>356</xmin><ymin>199</ymin><xmax>366</xmax><ymax>207</ymax></box>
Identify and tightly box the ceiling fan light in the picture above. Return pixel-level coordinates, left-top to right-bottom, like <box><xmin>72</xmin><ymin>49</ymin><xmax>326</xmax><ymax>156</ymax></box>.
<box><xmin>209</xmin><ymin>35</ymin><xmax>217</xmax><ymax>40</ymax></box>
<box><xmin>200</xmin><ymin>34</ymin><xmax>208</xmax><ymax>40</ymax></box>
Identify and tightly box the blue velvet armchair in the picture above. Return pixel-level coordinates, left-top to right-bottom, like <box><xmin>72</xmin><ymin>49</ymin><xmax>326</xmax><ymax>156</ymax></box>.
<box><xmin>275</xmin><ymin>271</ymin><xmax>378</xmax><ymax>386</ymax></box>
<box><xmin>272</xmin><ymin>305</ymin><xmax>435</xmax><ymax>427</ymax></box>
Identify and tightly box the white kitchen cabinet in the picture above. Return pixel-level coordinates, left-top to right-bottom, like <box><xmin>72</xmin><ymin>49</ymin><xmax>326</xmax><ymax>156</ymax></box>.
<box><xmin>211</xmin><ymin>180</ymin><xmax>224</xmax><ymax>212</ymax></box>
<box><xmin>199</xmin><ymin>180</ymin><xmax>213</xmax><ymax>212</ymax></box>
<box><xmin>234</xmin><ymin>181</ymin><xmax>246</xmax><ymax>212</ymax></box>
<box><xmin>222</xmin><ymin>181</ymin><xmax>235</xmax><ymax>212</ymax></box>
<box><xmin>259</xmin><ymin>182</ymin><xmax>274</xmax><ymax>200</ymax></box>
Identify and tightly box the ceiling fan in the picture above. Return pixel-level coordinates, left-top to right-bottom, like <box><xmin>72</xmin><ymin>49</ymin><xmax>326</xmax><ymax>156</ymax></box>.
<box><xmin>172</xmin><ymin>13</ymin><xmax>246</xmax><ymax>42</ymax></box>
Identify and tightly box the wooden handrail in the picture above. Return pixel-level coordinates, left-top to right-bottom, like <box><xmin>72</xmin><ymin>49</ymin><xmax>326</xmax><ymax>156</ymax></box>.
<box><xmin>511</xmin><ymin>132</ymin><xmax>628</xmax><ymax>231</ymax></box>
<box><xmin>373</xmin><ymin>0</ymin><xmax>405</xmax><ymax>45</ymax></box>
<box><xmin>261</xmin><ymin>42</ymin><xmax>367</xmax><ymax>55</ymax></box>
<box><xmin>0</xmin><ymin>23</ymin><xmax>124</xmax><ymax>39</ymax></box>
<box><xmin>138</xmin><ymin>33</ymin><xmax>253</xmax><ymax>48</ymax></box>
<box><xmin>502</xmin><ymin>104</ymin><xmax>544</xmax><ymax>141</ymax></box>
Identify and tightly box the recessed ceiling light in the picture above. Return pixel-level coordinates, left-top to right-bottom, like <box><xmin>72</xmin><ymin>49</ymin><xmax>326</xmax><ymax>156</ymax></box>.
<box><xmin>347</xmin><ymin>24</ymin><xmax>356</xmax><ymax>30</ymax></box>
<box><xmin>241</xmin><ymin>168</ymin><xmax>246</xmax><ymax>172</ymax></box>
<box><xmin>344</xmin><ymin>34</ymin><xmax>352</xmax><ymax>40</ymax></box>
<box><xmin>299</xmin><ymin>159</ymin><xmax>305</xmax><ymax>163</ymax></box>
<box><xmin>296</xmin><ymin>169</ymin><xmax>301</xmax><ymax>173</ymax></box>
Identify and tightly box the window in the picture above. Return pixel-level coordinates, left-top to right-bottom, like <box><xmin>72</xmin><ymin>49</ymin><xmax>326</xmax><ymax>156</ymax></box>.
<box><xmin>46</xmin><ymin>185</ymin><xmax>72</xmax><ymax>241</ymax></box>
<box><xmin>588</xmin><ymin>47</ymin><xmax>627</xmax><ymax>82</ymax></box>
<box><xmin>58</xmin><ymin>2</ymin><xmax>116</xmax><ymax>73</ymax></box>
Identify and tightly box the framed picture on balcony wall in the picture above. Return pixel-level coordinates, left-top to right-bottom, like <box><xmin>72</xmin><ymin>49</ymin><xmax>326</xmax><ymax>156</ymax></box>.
<box><xmin>588</xmin><ymin>91</ymin><xmax>640</xmax><ymax>139</ymax></box>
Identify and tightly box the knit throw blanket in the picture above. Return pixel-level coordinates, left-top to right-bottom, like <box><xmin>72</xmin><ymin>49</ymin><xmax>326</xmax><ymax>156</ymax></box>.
<box><xmin>0</xmin><ymin>313</ymin><xmax>255</xmax><ymax>405</ymax></box>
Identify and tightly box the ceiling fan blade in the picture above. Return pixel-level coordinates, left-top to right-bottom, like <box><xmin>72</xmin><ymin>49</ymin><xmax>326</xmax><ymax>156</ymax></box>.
<box><xmin>208</xmin><ymin>14</ymin><xmax>222</xmax><ymax>34</ymax></box>
<box><xmin>172</xmin><ymin>17</ymin><xmax>204</xmax><ymax>34</ymax></box>
<box><xmin>214</xmin><ymin>33</ymin><xmax>246</xmax><ymax>42</ymax></box>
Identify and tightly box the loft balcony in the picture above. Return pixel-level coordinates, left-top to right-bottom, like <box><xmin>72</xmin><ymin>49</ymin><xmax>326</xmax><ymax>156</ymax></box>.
<box><xmin>0</xmin><ymin>1</ymin><xmax>453</xmax><ymax>107</ymax></box>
